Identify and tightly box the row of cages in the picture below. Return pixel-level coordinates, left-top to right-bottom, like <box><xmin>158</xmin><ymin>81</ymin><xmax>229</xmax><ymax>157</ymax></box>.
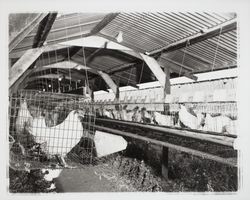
<box><xmin>8</xmin><ymin>90</ymin><xmax>238</xmax><ymax>170</ymax></box>
<box><xmin>93</xmin><ymin>101</ymin><xmax>238</xmax><ymax>136</ymax></box>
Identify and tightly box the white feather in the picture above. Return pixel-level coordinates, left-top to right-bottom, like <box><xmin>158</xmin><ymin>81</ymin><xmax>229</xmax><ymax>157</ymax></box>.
<box><xmin>31</xmin><ymin>110</ymin><xmax>84</xmax><ymax>156</ymax></box>
<box><xmin>203</xmin><ymin>113</ymin><xmax>237</xmax><ymax>134</ymax></box>
<box><xmin>43</xmin><ymin>169</ymin><xmax>62</xmax><ymax>181</ymax></box>
<box><xmin>16</xmin><ymin>100</ymin><xmax>32</xmax><ymax>133</ymax></box>
<box><xmin>178</xmin><ymin>105</ymin><xmax>199</xmax><ymax>129</ymax></box>
<box><xmin>153</xmin><ymin>112</ymin><xmax>172</xmax><ymax>126</ymax></box>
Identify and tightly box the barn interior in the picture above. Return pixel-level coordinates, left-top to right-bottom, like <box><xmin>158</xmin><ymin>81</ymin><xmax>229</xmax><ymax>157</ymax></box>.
<box><xmin>8</xmin><ymin>12</ymin><xmax>238</xmax><ymax>193</ymax></box>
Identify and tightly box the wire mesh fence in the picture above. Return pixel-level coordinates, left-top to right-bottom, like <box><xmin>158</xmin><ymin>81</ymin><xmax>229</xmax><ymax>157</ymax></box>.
<box><xmin>94</xmin><ymin>101</ymin><xmax>238</xmax><ymax>136</ymax></box>
<box><xmin>9</xmin><ymin>90</ymin><xmax>96</xmax><ymax>170</ymax></box>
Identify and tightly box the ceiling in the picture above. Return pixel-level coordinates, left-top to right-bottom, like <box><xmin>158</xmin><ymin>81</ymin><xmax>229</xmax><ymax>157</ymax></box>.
<box><xmin>9</xmin><ymin>12</ymin><xmax>237</xmax><ymax>93</ymax></box>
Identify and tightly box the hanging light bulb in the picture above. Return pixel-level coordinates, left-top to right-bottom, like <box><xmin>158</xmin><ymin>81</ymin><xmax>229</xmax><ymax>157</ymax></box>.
<box><xmin>58</xmin><ymin>75</ymin><xmax>63</xmax><ymax>81</ymax></box>
<box><xmin>42</xmin><ymin>88</ymin><xmax>45</xmax><ymax>92</ymax></box>
<box><xmin>48</xmin><ymin>84</ymin><xmax>51</xmax><ymax>88</ymax></box>
<box><xmin>116</xmin><ymin>31</ymin><xmax>123</xmax><ymax>43</ymax></box>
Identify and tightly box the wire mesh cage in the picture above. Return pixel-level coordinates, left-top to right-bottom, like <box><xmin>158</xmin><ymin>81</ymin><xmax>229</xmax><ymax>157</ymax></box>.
<box><xmin>9</xmin><ymin>90</ymin><xmax>96</xmax><ymax>170</ymax></box>
<box><xmin>95</xmin><ymin>101</ymin><xmax>238</xmax><ymax>136</ymax></box>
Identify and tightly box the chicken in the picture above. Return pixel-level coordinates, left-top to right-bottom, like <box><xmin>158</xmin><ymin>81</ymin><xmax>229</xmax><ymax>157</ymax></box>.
<box><xmin>112</xmin><ymin>109</ymin><xmax>121</xmax><ymax>120</ymax></box>
<box><xmin>141</xmin><ymin>107</ymin><xmax>152</xmax><ymax>124</ymax></box>
<box><xmin>120</xmin><ymin>105</ymin><xmax>134</xmax><ymax>121</ymax></box>
<box><xmin>30</xmin><ymin>110</ymin><xmax>85</xmax><ymax>167</ymax></box>
<box><xmin>42</xmin><ymin>168</ymin><xmax>62</xmax><ymax>182</ymax></box>
<box><xmin>202</xmin><ymin>113</ymin><xmax>237</xmax><ymax>134</ymax></box>
<box><xmin>15</xmin><ymin>100</ymin><xmax>34</xmax><ymax>155</ymax></box>
<box><xmin>152</xmin><ymin>112</ymin><xmax>173</xmax><ymax>126</ymax></box>
<box><xmin>178</xmin><ymin>104</ymin><xmax>200</xmax><ymax>129</ymax></box>
<box><xmin>131</xmin><ymin>106</ymin><xmax>142</xmax><ymax>122</ymax></box>
<box><xmin>16</xmin><ymin>100</ymin><xmax>33</xmax><ymax>133</ymax></box>
<box><xmin>103</xmin><ymin>109</ymin><xmax>113</xmax><ymax>119</ymax></box>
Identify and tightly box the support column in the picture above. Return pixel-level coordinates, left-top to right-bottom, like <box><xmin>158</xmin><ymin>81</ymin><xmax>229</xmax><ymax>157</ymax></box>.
<box><xmin>161</xmin><ymin>146</ymin><xmax>169</xmax><ymax>180</ymax></box>
<box><xmin>162</xmin><ymin>66</ymin><xmax>171</xmax><ymax>180</ymax></box>
<box><xmin>115</xmin><ymin>86</ymin><xmax>120</xmax><ymax>111</ymax></box>
<box><xmin>164</xmin><ymin>66</ymin><xmax>171</xmax><ymax>114</ymax></box>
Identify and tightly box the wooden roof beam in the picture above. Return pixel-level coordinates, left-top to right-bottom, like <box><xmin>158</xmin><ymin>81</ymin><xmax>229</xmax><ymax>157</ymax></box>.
<box><xmin>9</xmin><ymin>13</ymin><xmax>58</xmax><ymax>90</ymax></box>
<box><xmin>9</xmin><ymin>47</ymin><xmax>45</xmax><ymax>87</ymax></box>
<box><xmin>106</xmin><ymin>62</ymin><xmax>137</xmax><ymax>74</ymax></box>
<box><xmin>114</xmin><ymin>49</ymin><xmax>198</xmax><ymax>81</ymax></box>
<box><xmin>140</xmin><ymin>53</ymin><xmax>166</xmax><ymax>87</ymax></box>
<box><xmin>90</xmin><ymin>13</ymin><xmax>119</xmax><ymax>35</ymax></box>
<box><xmin>32</xmin><ymin>13</ymin><xmax>57</xmax><ymax>48</ymax></box>
<box><xmin>97</xmin><ymin>71</ymin><xmax>118</xmax><ymax>95</ymax></box>
<box><xmin>9</xmin><ymin>13</ymin><xmax>48</xmax><ymax>52</ymax></box>
<box><xmin>148</xmin><ymin>18</ymin><xmax>237</xmax><ymax>56</ymax></box>
<box><xmin>9</xmin><ymin>44</ymin><xmax>68</xmax><ymax>89</ymax></box>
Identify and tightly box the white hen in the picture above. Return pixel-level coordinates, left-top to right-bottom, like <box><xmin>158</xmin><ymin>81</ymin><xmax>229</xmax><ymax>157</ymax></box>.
<box><xmin>31</xmin><ymin>110</ymin><xmax>84</xmax><ymax>157</ymax></box>
<box><xmin>202</xmin><ymin>113</ymin><xmax>237</xmax><ymax>134</ymax></box>
<box><xmin>153</xmin><ymin>112</ymin><xmax>172</xmax><ymax>126</ymax></box>
<box><xmin>178</xmin><ymin>105</ymin><xmax>200</xmax><ymax>129</ymax></box>
<box><xmin>16</xmin><ymin>100</ymin><xmax>33</xmax><ymax>133</ymax></box>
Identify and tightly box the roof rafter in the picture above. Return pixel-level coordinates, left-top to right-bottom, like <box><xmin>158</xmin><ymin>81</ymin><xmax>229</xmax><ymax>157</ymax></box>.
<box><xmin>148</xmin><ymin>18</ymin><xmax>237</xmax><ymax>56</ymax></box>
<box><xmin>9</xmin><ymin>13</ymin><xmax>48</xmax><ymax>52</ymax></box>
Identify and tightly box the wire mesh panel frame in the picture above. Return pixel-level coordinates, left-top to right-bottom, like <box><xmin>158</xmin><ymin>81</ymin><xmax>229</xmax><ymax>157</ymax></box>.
<box><xmin>9</xmin><ymin>90</ymin><xmax>96</xmax><ymax>170</ymax></box>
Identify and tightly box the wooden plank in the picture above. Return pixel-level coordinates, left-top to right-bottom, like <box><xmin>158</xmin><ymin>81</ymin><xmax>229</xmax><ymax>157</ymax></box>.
<box><xmin>97</xmin><ymin>71</ymin><xmax>118</xmax><ymax>94</ymax></box>
<box><xmin>87</xmin><ymin>123</ymin><xmax>237</xmax><ymax>167</ymax></box>
<box><xmin>9</xmin><ymin>44</ymin><xmax>72</xmax><ymax>91</ymax></box>
<box><xmin>70</xmin><ymin>59</ymin><xmax>99</xmax><ymax>75</ymax></box>
<box><xmin>140</xmin><ymin>53</ymin><xmax>166</xmax><ymax>87</ymax></box>
<box><xmin>12</xmin><ymin>13</ymin><xmax>58</xmax><ymax>89</ymax></box>
<box><xmin>33</xmin><ymin>13</ymin><xmax>58</xmax><ymax>48</ymax></box>
<box><xmin>9</xmin><ymin>13</ymin><xmax>48</xmax><ymax>52</ymax></box>
<box><xmin>33</xmin><ymin>61</ymin><xmax>79</xmax><ymax>73</ymax></box>
<box><xmin>106</xmin><ymin>62</ymin><xmax>136</xmax><ymax>74</ymax></box>
<box><xmin>27</xmin><ymin>74</ymin><xmax>72</xmax><ymax>83</ymax></box>
<box><xmin>149</xmin><ymin>19</ymin><xmax>237</xmax><ymax>56</ymax></box>
<box><xmin>9</xmin><ymin>68</ymin><xmax>33</xmax><ymax>93</ymax></box>
<box><xmin>95</xmin><ymin>118</ymin><xmax>234</xmax><ymax>147</ymax></box>
<box><xmin>164</xmin><ymin>66</ymin><xmax>171</xmax><ymax>96</ymax></box>
<box><xmin>10</xmin><ymin>44</ymin><xmax>71</xmax><ymax>59</ymax></box>
<box><xmin>9</xmin><ymin>47</ymin><xmax>45</xmax><ymax>87</ymax></box>
<box><xmin>90</xmin><ymin>13</ymin><xmax>119</xmax><ymax>35</ymax></box>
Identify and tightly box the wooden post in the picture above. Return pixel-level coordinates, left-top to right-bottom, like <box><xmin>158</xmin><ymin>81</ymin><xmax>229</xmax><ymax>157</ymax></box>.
<box><xmin>164</xmin><ymin>66</ymin><xmax>171</xmax><ymax>114</ymax></box>
<box><xmin>162</xmin><ymin>66</ymin><xmax>171</xmax><ymax>180</ymax></box>
<box><xmin>114</xmin><ymin>86</ymin><xmax>120</xmax><ymax>110</ymax></box>
<box><xmin>161</xmin><ymin>146</ymin><xmax>169</xmax><ymax>180</ymax></box>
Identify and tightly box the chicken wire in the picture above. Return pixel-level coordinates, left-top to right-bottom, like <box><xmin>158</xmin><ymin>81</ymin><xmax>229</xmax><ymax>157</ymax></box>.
<box><xmin>94</xmin><ymin>101</ymin><xmax>238</xmax><ymax>135</ymax></box>
<box><xmin>9</xmin><ymin>90</ymin><xmax>96</xmax><ymax>170</ymax></box>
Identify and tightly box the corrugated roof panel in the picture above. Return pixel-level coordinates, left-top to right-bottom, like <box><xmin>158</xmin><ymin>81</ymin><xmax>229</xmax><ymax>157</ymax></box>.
<box><xmin>101</xmin><ymin>12</ymin><xmax>236</xmax><ymax>54</ymax></box>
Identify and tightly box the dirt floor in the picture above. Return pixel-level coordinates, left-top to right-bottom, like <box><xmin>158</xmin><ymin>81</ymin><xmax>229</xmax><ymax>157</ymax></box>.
<box><xmin>54</xmin><ymin>167</ymin><xmax>116</xmax><ymax>192</ymax></box>
<box><xmin>8</xmin><ymin>145</ymin><xmax>238</xmax><ymax>193</ymax></box>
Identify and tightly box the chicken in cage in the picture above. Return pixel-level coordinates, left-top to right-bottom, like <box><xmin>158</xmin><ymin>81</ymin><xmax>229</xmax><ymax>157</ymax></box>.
<box><xmin>96</xmin><ymin>101</ymin><xmax>238</xmax><ymax>136</ymax></box>
<box><xmin>9</xmin><ymin>90</ymin><xmax>96</xmax><ymax>170</ymax></box>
